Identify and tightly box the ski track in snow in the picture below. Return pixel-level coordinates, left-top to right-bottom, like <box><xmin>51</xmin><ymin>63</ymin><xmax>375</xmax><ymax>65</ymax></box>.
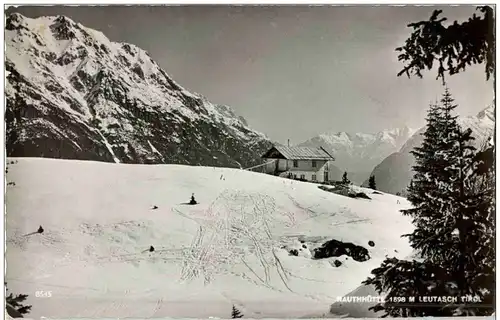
<box><xmin>177</xmin><ymin>190</ymin><xmax>312</xmax><ymax>297</ymax></box>
<box><xmin>179</xmin><ymin>191</ymin><xmax>277</xmax><ymax>286</ymax></box>
<box><xmin>6</xmin><ymin>158</ymin><xmax>417</xmax><ymax>318</ymax></box>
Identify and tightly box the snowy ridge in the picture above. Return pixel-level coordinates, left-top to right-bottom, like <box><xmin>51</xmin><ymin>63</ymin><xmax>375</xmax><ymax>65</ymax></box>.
<box><xmin>366</xmin><ymin>105</ymin><xmax>495</xmax><ymax>194</ymax></box>
<box><xmin>5</xmin><ymin>13</ymin><xmax>272</xmax><ymax>167</ymax></box>
<box><xmin>6</xmin><ymin>158</ymin><xmax>414</xmax><ymax>319</ymax></box>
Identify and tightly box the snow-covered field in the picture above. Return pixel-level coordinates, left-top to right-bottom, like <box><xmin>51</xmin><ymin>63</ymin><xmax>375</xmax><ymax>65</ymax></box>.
<box><xmin>6</xmin><ymin>158</ymin><xmax>415</xmax><ymax>319</ymax></box>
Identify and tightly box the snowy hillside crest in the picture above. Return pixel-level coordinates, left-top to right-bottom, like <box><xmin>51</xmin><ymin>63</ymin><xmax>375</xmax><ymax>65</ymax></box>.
<box><xmin>6</xmin><ymin>158</ymin><xmax>416</xmax><ymax>318</ymax></box>
<box><xmin>5</xmin><ymin>13</ymin><xmax>272</xmax><ymax>166</ymax></box>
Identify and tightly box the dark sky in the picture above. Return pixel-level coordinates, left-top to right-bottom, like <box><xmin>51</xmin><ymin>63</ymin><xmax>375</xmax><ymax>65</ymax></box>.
<box><xmin>7</xmin><ymin>5</ymin><xmax>494</xmax><ymax>144</ymax></box>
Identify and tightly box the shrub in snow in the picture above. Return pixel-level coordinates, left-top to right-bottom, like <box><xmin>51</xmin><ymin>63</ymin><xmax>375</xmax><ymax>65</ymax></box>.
<box><xmin>332</xmin><ymin>259</ymin><xmax>342</xmax><ymax>267</ymax></box>
<box><xmin>341</xmin><ymin>172</ymin><xmax>351</xmax><ymax>185</ymax></box>
<box><xmin>368</xmin><ymin>241</ymin><xmax>375</xmax><ymax>247</ymax></box>
<box><xmin>189</xmin><ymin>193</ymin><xmax>197</xmax><ymax>205</ymax></box>
<box><xmin>368</xmin><ymin>175</ymin><xmax>377</xmax><ymax>190</ymax></box>
<box><xmin>231</xmin><ymin>305</ymin><xmax>243</xmax><ymax>318</ymax></box>
<box><xmin>289</xmin><ymin>249</ymin><xmax>299</xmax><ymax>256</ymax></box>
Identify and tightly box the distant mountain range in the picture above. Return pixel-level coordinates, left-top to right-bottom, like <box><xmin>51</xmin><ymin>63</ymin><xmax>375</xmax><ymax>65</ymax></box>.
<box><xmin>365</xmin><ymin>105</ymin><xmax>495</xmax><ymax>194</ymax></box>
<box><xmin>5</xmin><ymin>13</ymin><xmax>493</xmax><ymax>187</ymax></box>
<box><xmin>299</xmin><ymin>127</ymin><xmax>416</xmax><ymax>183</ymax></box>
<box><xmin>5</xmin><ymin>13</ymin><xmax>273</xmax><ymax>167</ymax></box>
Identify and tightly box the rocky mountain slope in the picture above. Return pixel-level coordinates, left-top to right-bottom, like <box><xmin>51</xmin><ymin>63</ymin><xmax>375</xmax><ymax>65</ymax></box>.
<box><xmin>5</xmin><ymin>13</ymin><xmax>273</xmax><ymax>167</ymax></box>
<box><xmin>366</xmin><ymin>105</ymin><xmax>495</xmax><ymax>194</ymax></box>
<box><xmin>299</xmin><ymin>127</ymin><xmax>415</xmax><ymax>183</ymax></box>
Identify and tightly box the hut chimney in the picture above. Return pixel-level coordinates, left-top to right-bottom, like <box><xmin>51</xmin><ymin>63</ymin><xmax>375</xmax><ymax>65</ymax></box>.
<box><xmin>287</xmin><ymin>139</ymin><xmax>290</xmax><ymax>147</ymax></box>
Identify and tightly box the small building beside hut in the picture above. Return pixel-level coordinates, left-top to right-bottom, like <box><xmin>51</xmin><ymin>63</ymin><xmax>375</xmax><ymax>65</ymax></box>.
<box><xmin>259</xmin><ymin>145</ymin><xmax>335</xmax><ymax>183</ymax></box>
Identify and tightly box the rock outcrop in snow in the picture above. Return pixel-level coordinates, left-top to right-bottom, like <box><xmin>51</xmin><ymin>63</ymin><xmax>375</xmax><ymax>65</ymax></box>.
<box><xmin>365</xmin><ymin>105</ymin><xmax>495</xmax><ymax>194</ymax></box>
<box><xmin>299</xmin><ymin>127</ymin><xmax>415</xmax><ymax>183</ymax></box>
<box><xmin>5</xmin><ymin>13</ymin><xmax>273</xmax><ymax>167</ymax></box>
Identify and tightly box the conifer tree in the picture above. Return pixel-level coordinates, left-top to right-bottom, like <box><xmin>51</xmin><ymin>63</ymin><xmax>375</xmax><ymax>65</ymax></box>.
<box><xmin>341</xmin><ymin>171</ymin><xmax>350</xmax><ymax>185</ymax></box>
<box><xmin>368</xmin><ymin>175</ymin><xmax>376</xmax><ymax>190</ymax></box>
<box><xmin>396</xmin><ymin>6</ymin><xmax>494</xmax><ymax>82</ymax></box>
<box><xmin>404</xmin><ymin>89</ymin><xmax>464</xmax><ymax>265</ymax></box>
<box><xmin>189</xmin><ymin>193</ymin><xmax>197</xmax><ymax>205</ymax></box>
<box><xmin>363</xmin><ymin>89</ymin><xmax>495</xmax><ymax>316</ymax></box>
<box><xmin>5</xmin><ymin>283</ymin><xmax>32</xmax><ymax>316</ymax></box>
<box><xmin>364</xmin><ymin>99</ymin><xmax>454</xmax><ymax>317</ymax></box>
<box><xmin>454</xmin><ymin>142</ymin><xmax>495</xmax><ymax>315</ymax></box>
<box><xmin>231</xmin><ymin>305</ymin><xmax>244</xmax><ymax>318</ymax></box>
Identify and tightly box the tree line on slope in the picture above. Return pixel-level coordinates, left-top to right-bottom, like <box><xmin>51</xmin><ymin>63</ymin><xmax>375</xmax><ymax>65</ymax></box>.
<box><xmin>362</xmin><ymin>5</ymin><xmax>495</xmax><ymax>317</ymax></box>
<box><xmin>342</xmin><ymin>171</ymin><xmax>377</xmax><ymax>191</ymax></box>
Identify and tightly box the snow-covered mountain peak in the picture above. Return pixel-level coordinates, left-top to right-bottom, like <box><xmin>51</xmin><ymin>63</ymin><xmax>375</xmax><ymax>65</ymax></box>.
<box><xmin>354</xmin><ymin>132</ymin><xmax>377</xmax><ymax>141</ymax></box>
<box><xmin>318</xmin><ymin>126</ymin><xmax>415</xmax><ymax>147</ymax></box>
<box><xmin>476</xmin><ymin>104</ymin><xmax>495</xmax><ymax>123</ymax></box>
<box><xmin>319</xmin><ymin>131</ymin><xmax>354</xmax><ymax>143</ymax></box>
<box><xmin>5</xmin><ymin>13</ymin><xmax>271</xmax><ymax>166</ymax></box>
<box><xmin>6</xmin><ymin>13</ymin><xmax>168</xmax><ymax>90</ymax></box>
<box><xmin>301</xmin><ymin>126</ymin><xmax>415</xmax><ymax>175</ymax></box>
<box><xmin>375</xmin><ymin>126</ymin><xmax>415</xmax><ymax>144</ymax></box>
